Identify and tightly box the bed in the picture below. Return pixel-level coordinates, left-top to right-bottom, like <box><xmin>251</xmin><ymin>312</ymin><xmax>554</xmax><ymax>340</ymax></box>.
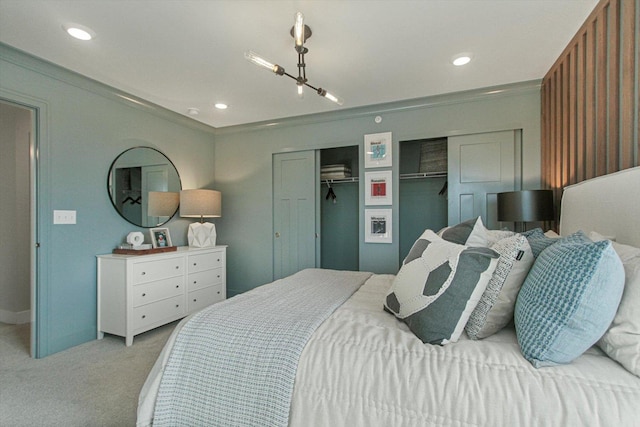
<box><xmin>137</xmin><ymin>167</ymin><xmax>640</xmax><ymax>426</ymax></box>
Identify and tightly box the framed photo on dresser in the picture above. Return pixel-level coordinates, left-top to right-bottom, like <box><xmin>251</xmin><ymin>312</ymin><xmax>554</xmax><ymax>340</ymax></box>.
<box><xmin>150</xmin><ymin>227</ymin><xmax>172</xmax><ymax>248</ymax></box>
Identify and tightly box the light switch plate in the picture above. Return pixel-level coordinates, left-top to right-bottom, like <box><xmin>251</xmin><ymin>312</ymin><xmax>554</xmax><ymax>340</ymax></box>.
<box><xmin>53</xmin><ymin>210</ymin><xmax>76</xmax><ymax>224</ymax></box>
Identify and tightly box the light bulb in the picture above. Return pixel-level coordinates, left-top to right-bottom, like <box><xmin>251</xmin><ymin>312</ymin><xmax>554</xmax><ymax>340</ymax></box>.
<box><xmin>294</xmin><ymin>12</ymin><xmax>305</xmax><ymax>47</ymax></box>
<box><xmin>322</xmin><ymin>90</ymin><xmax>344</xmax><ymax>106</ymax></box>
<box><xmin>297</xmin><ymin>84</ymin><xmax>304</xmax><ymax>97</ymax></box>
<box><xmin>245</xmin><ymin>50</ymin><xmax>279</xmax><ymax>73</ymax></box>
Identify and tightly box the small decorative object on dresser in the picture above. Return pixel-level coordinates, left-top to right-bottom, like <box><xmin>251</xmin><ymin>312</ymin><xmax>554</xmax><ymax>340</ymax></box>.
<box><xmin>150</xmin><ymin>227</ymin><xmax>172</xmax><ymax>248</ymax></box>
<box><xmin>97</xmin><ymin>245</ymin><xmax>227</xmax><ymax>346</ymax></box>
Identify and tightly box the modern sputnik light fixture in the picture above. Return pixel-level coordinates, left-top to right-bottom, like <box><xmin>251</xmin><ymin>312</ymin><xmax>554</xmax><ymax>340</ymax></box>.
<box><xmin>245</xmin><ymin>12</ymin><xmax>344</xmax><ymax>105</ymax></box>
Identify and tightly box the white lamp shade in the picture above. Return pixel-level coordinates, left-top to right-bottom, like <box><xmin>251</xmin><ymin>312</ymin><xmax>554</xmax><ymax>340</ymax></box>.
<box><xmin>180</xmin><ymin>189</ymin><xmax>221</xmax><ymax>218</ymax></box>
<box><xmin>147</xmin><ymin>191</ymin><xmax>179</xmax><ymax>217</ymax></box>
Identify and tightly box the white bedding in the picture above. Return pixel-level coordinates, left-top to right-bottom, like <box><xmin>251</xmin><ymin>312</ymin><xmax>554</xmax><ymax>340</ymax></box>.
<box><xmin>139</xmin><ymin>273</ymin><xmax>640</xmax><ymax>426</ymax></box>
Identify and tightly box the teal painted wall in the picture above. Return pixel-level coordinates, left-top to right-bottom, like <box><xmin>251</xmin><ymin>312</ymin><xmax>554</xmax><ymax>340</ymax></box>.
<box><xmin>214</xmin><ymin>83</ymin><xmax>542</xmax><ymax>296</ymax></box>
<box><xmin>0</xmin><ymin>43</ymin><xmax>543</xmax><ymax>354</ymax></box>
<box><xmin>0</xmin><ymin>45</ymin><xmax>216</xmax><ymax>356</ymax></box>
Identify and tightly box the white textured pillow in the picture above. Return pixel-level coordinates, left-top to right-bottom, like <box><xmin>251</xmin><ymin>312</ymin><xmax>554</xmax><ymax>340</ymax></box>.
<box><xmin>486</xmin><ymin>229</ymin><xmax>516</xmax><ymax>246</ymax></box>
<box><xmin>466</xmin><ymin>234</ymin><xmax>534</xmax><ymax>339</ymax></box>
<box><xmin>591</xmin><ymin>231</ymin><xmax>640</xmax><ymax>377</ymax></box>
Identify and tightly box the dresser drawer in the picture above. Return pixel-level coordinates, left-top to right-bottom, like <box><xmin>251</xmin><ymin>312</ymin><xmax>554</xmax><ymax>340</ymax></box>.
<box><xmin>133</xmin><ymin>257</ymin><xmax>183</xmax><ymax>285</ymax></box>
<box><xmin>133</xmin><ymin>294</ymin><xmax>185</xmax><ymax>331</ymax></box>
<box><xmin>132</xmin><ymin>277</ymin><xmax>184</xmax><ymax>308</ymax></box>
<box><xmin>188</xmin><ymin>285</ymin><xmax>225</xmax><ymax>313</ymax></box>
<box><xmin>188</xmin><ymin>252</ymin><xmax>223</xmax><ymax>274</ymax></box>
<box><xmin>188</xmin><ymin>267</ymin><xmax>223</xmax><ymax>292</ymax></box>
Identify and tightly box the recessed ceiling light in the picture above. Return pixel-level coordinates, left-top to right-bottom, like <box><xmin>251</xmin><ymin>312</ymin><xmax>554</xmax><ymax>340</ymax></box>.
<box><xmin>452</xmin><ymin>54</ymin><xmax>472</xmax><ymax>66</ymax></box>
<box><xmin>214</xmin><ymin>103</ymin><xmax>228</xmax><ymax>110</ymax></box>
<box><xmin>63</xmin><ymin>24</ymin><xmax>95</xmax><ymax>41</ymax></box>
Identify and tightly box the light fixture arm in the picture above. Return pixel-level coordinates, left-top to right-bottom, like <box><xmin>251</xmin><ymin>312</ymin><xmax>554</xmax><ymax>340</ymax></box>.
<box><xmin>246</xmin><ymin>12</ymin><xmax>343</xmax><ymax>105</ymax></box>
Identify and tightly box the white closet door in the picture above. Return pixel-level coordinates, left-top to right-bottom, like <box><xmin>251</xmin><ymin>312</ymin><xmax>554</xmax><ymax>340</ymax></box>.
<box><xmin>448</xmin><ymin>130</ymin><xmax>521</xmax><ymax>229</ymax></box>
<box><xmin>272</xmin><ymin>151</ymin><xmax>317</xmax><ymax>280</ymax></box>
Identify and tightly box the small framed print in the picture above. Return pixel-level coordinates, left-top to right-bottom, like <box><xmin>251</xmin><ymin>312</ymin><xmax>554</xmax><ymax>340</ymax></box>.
<box><xmin>150</xmin><ymin>227</ymin><xmax>172</xmax><ymax>248</ymax></box>
<box><xmin>364</xmin><ymin>132</ymin><xmax>392</xmax><ymax>168</ymax></box>
<box><xmin>365</xmin><ymin>170</ymin><xmax>392</xmax><ymax>205</ymax></box>
<box><xmin>365</xmin><ymin>209</ymin><xmax>392</xmax><ymax>243</ymax></box>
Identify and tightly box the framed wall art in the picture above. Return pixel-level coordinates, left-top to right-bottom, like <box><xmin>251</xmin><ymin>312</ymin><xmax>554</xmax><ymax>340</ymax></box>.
<box><xmin>364</xmin><ymin>132</ymin><xmax>392</xmax><ymax>168</ymax></box>
<box><xmin>364</xmin><ymin>209</ymin><xmax>392</xmax><ymax>243</ymax></box>
<box><xmin>365</xmin><ymin>170</ymin><xmax>392</xmax><ymax>205</ymax></box>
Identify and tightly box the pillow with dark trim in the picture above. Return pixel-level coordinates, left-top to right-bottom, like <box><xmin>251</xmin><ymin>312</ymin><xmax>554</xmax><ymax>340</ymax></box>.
<box><xmin>385</xmin><ymin>230</ymin><xmax>499</xmax><ymax>345</ymax></box>
<box><xmin>466</xmin><ymin>234</ymin><xmax>534</xmax><ymax>339</ymax></box>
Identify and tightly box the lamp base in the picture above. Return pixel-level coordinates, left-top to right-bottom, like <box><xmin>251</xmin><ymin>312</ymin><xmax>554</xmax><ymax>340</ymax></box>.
<box><xmin>188</xmin><ymin>222</ymin><xmax>217</xmax><ymax>248</ymax></box>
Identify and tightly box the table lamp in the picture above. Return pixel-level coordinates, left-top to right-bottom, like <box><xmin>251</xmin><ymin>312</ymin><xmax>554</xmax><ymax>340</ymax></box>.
<box><xmin>180</xmin><ymin>189</ymin><xmax>222</xmax><ymax>247</ymax></box>
<box><xmin>497</xmin><ymin>190</ymin><xmax>554</xmax><ymax>232</ymax></box>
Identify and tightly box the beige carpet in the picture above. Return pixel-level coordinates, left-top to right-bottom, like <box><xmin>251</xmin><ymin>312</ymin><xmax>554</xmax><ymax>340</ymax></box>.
<box><xmin>0</xmin><ymin>321</ymin><xmax>177</xmax><ymax>426</ymax></box>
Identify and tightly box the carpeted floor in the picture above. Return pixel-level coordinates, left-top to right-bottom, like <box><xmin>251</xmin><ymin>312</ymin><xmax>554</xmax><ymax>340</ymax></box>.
<box><xmin>0</xmin><ymin>321</ymin><xmax>177</xmax><ymax>426</ymax></box>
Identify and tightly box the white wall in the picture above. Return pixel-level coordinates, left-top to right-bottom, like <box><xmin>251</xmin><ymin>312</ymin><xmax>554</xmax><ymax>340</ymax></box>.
<box><xmin>0</xmin><ymin>102</ymin><xmax>31</xmax><ymax>323</ymax></box>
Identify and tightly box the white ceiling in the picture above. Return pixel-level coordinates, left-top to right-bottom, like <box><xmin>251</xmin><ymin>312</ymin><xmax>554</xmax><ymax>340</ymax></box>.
<box><xmin>0</xmin><ymin>0</ymin><xmax>598</xmax><ymax>129</ymax></box>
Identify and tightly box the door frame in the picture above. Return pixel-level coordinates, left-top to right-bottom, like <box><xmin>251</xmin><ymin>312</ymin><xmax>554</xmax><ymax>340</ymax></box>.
<box><xmin>1</xmin><ymin>92</ymin><xmax>48</xmax><ymax>358</ymax></box>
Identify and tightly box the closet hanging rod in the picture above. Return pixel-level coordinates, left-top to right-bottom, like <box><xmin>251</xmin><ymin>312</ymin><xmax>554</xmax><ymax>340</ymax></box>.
<box><xmin>321</xmin><ymin>177</ymin><xmax>358</xmax><ymax>184</ymax></box>
<box><xmin>399</xmin><ymin>172</ymin><xmax>447</xmax><ymax>180</ymax></box>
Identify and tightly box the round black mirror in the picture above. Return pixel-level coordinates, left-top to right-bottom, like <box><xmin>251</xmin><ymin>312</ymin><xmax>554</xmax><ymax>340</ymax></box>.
<box><xmin>107</xmin><ymin>147</ymin><xmax>181</xmax><ymax>227</ymax></box>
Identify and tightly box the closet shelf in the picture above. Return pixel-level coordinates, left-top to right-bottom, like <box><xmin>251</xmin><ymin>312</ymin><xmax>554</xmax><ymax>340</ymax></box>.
<box><xmin>322</xmin><ymin>177</ymin><xmax>359</xmax><ymax>184</ymax></box>
<box><xmin>399</xmin><ymin>172</ymin><xmax>447</xmax><ymax>180</ymax></box>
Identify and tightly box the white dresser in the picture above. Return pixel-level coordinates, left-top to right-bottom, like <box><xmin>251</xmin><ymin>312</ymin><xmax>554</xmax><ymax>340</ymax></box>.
<box><xmin>97</xmin><ymin>246</ymin><xmax>226</xmax><ymax>346</ymax></box>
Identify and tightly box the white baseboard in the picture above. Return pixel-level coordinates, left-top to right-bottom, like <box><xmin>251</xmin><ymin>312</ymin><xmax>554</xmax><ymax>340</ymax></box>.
<box><xmin>0</xmin><ymin>308</ymin><xmax>31</xmax><ymax>324</ymax></box>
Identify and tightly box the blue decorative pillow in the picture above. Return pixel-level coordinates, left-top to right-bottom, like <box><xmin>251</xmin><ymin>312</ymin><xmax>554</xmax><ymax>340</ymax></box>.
<box><xmin>522</xmin><ymin>228</ymin><xmax>589</xmax><ymax>258</ymax></box>
<box><xmin>385</xmin><ymin>230</ymin><xmax>499</xmax><ymax>345</ymax></box>
<box><xmin>515</xmin><ymin>238</ymin><xmax>625</xmax><ymax>368</ymax></box>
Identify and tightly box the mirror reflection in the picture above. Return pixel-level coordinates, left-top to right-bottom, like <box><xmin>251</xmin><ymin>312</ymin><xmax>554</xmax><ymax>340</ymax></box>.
<box><xmin>108</xmin><ymin>147</ymin><xmax>181</xmax><ymax>227</ymax></box>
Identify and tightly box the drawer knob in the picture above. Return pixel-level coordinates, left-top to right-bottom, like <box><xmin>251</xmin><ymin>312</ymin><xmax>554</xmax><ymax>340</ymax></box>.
<box><xmin>176</xmin><ymin>304</ymin><xmax>180</xmax><ymax>308</ymax></box>
<box><xmin>142</xmin><ymin>293</ymin><xmax>146</xmax><ymax>297</ymax></box>
<box><xmin>217</xmin><ymin>275</ymin><xmax>221</xmax><ymax>278</ymax></box>
<box><xmin>142</xmin><ymin>315</ymin><xmax>146</xmax><ymax>319</ymax></box>
<box><xmin>193</xmin><ymin>262</ymin><xmax>197</xmax><ymax>266</ymax></box>
<box><xmin>176</xmin><ymin>285</ymin><xmax>179</xmax><ymax>288</ymax></box>
<box><xmin>175</xmin><ymin>266</ymin><xmax>179</xmax><ymax>269</ymax></box>
<box><xmin>141</xmin><ymin>272</ymin><xmax>146</xmax><ymax>275</ymax></box>
<box><xmin>217</xmin><ymin>259</ymin><xmax>220</xmax><ymax>262</ymax></box>
<box><xmin>193</xmin><ymin>298</ymin><xmax>197</xmax><ymax>302</ymax></box>
<box><xmin>193</xmin><ymin>281</ymin><xmax>197</xmax><ymax>284</ymax></box>
<box><xmin>217</xmin><ymin>291</ymin><xmax>221</xmax><ymax>295</ymax></box>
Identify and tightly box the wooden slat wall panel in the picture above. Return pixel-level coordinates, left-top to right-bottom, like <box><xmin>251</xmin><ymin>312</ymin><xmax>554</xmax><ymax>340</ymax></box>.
<box><xmin>541</xmin><ymin>0</ymin><xmax>639</xmax><ymax>226</ymax></box>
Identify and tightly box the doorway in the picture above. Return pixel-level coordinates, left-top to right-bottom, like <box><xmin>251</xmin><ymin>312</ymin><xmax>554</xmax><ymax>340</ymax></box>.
<box><xmin>0</xmin><ymin>100</ymin><xmax>37</xmax><ymax>357</ymax></box>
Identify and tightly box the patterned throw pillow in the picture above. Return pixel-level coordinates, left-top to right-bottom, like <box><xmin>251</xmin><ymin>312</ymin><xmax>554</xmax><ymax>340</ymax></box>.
<box><xmin>515</xmin><ymin>238</ymin><xmax>625</xmax><ymax>368</ymax></box>
<box><xmin>438</xmin><ymin>217</ymin><xmax>488</xmax><ymax>247</ymax></box>
<box><xmin>385</xmin><ymin>230</ymin><xmax>499</xmax><ymax>345</ymax></box>
<box><xmin>466</xmin><ymin>234</ymin><xmax>534</xmax><ymax>339</ymax></box>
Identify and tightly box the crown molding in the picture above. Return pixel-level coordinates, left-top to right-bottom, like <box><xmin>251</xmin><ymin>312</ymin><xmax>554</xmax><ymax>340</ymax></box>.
<box><xmin>0</xmin><ymin>43</ymin><xmax>216</xmax><ymax>135</ymax></box>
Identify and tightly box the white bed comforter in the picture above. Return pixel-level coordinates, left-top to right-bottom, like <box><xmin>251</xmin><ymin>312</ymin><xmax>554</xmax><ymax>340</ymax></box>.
<box><xmin>139</xmin><ymin>273</ymin><xmax>640</xmax><ymax>426</ymax></box>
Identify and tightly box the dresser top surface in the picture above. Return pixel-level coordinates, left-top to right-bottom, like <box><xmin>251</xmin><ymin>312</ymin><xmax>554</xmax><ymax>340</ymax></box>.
<box><xmin>97</xmin><ymin>245</ymin><xmax>227</xmax><ymax>259</ymax></box>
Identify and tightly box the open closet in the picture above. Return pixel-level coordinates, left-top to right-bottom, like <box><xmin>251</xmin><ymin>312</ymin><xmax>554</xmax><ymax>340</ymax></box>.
<box><xmin>319</xmin><ymin>146</ymin><xmax>359</xmax><ymax>271</ymax></box>
<box><xmin>399</xmin><ymin>138</ymin><xmax>448</xmax><ymax>262</ymax></box>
